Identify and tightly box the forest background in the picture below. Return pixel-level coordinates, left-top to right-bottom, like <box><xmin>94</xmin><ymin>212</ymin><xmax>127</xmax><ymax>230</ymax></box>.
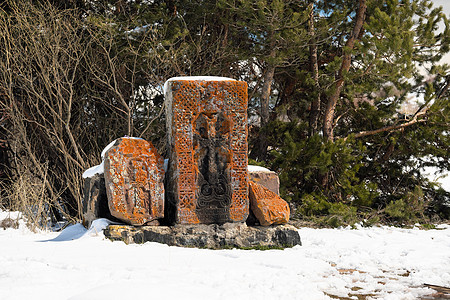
<box><xmin>0</xmin><ymin>0</ymin><xmax>449</xmax><ymax>229</ymax></box>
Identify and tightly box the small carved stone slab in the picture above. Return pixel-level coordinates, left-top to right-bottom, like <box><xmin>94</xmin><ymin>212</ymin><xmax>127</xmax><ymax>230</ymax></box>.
<box><xmin>104</xmin><ymin>137</ymin><xmax>165</xmax><ymax>225</ymax></box>
<box><xmin>248</xmin><ymin>181</ymin><xmax>290</xmax><ymax>226</ymax></box>
<box><xmin>165</xmin><ymin>79</ymin><xmax>249</xmax><ymax>224</ymax></box>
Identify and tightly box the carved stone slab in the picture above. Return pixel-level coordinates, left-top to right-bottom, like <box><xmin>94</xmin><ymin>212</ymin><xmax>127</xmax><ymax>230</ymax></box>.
<box><xmin>249</xmin><ymin>181</ymin><xmax>290</xmax><ymax>226</ymax></box>
<box><xmin>104</xmin><ymin>137</ymin><xmax>165</xmax><ymax>225</ymax></box>
<box><xmin>104</xmin><ymin>223</ymin><xmax>301</xmax><ymax>249</ymax></box>
<box><xmin>165</xmin><ymin>79</ymin><xmax>249</xmax><ymax>224</ymax></box>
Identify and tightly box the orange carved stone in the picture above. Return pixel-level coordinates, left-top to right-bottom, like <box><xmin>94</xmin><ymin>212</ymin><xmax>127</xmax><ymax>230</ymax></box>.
<box><xmin>248</xmin><ymin>181</ymin><xmax>290</xmax><ymax>226</ymax></box>
<box><xmin>165</xmin><ymin>79</ymin><xmax>249</xmax><ymax>224</ymax></box>
<box><xmin>104</xmin><ymin>137</ymin><xmax>165</xmax><ymax>225</ymax></box>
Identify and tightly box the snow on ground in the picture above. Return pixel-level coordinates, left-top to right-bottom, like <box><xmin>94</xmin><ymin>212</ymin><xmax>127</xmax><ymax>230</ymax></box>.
<box><xmin>0</xmin><ymin>211</ymin><xmax>449</xmax><ymax>300</ymax></box>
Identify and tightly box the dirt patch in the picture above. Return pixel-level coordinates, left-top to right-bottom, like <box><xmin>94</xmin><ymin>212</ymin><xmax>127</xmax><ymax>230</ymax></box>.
<box><xmin>421</xmin><ymin>284</ymin><xmax>450</xmax><ymax>299</ymax></box>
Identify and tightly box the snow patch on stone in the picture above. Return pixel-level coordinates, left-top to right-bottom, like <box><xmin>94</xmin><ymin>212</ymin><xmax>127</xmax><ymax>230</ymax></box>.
<box><xmin>82</xmin><ymin>161</ymin><xmax>104</xmax><ymax>178</ymax></box>
<box><xmin>248</xmin><ymin>165</ymin><xmax>271</xmax><ymax>172</ymax></box>
<box><xmin>101</xmin><ymin>139</ymin><xmax>118</xmax><ymax>159</ymax></box>
<box><xmin>85</xmin><ymin>218</ymin><xmax>115</xmax><ymax>237</ymax></box>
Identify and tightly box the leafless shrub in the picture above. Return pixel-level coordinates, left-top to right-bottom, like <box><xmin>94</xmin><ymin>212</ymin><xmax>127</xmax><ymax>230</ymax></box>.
<box><xmin>0</xmin><ymin>0</ymin><xmax>227</xmax><ymax>228</ymax></box>
<box><xmin>0</xmin><ymin>1</ymin><xmax>120</xmax><ymax>227</ymax></box>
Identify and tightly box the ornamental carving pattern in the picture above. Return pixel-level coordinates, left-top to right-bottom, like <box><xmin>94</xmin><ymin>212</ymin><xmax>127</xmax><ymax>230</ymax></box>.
<box><xmin>165</xmin><ymin>80</ymin><xmax>249</xmax><ymax>224</ymax></box>
<box><xmin>104</xmin><ymin>138</ymin><xmax>165</xmax><ymax>225</ymax></box>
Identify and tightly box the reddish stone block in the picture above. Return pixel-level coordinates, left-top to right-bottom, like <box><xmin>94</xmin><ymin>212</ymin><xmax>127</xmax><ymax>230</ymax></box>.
<box><xmin>104</xmin><ymin>137</ymin><xmax>165</xmax><ymax>225</ymax></box>
<box><xmin>248</xmin><ymin>181</ymin><xmax>290</xmax><ymax>226</ymax></box>
<box><xmin>248</xmin><ymin>167</ymin><xmax>280</xmax><ymax>195</ymax></box>
<box><xmin>165</xmin><ymin>79</ymin><xmax>249</xmax><ymax>224</ymax></box>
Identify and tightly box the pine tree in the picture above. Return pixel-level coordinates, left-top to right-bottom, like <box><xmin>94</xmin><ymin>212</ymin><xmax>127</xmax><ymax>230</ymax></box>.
<box><xmin>269</xmin><ymin>0</ymin><xmax>450</xmax><ymax>223</ymax></box>
<box><xmin>218</xmin><ymin>0</ymin><xmax>310</xmax><ymax>160</ymax></box>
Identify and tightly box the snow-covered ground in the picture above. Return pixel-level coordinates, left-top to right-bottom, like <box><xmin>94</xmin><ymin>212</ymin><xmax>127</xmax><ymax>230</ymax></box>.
<box><xmin>0</xmin><ymin>210</ymin><xmax>449</xmax><ymax>300</ymax></box>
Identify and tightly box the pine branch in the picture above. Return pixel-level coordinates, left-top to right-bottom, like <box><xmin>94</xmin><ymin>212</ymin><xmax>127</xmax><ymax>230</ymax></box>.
<box><xmin>343</xmin><ymin>111</ymin><xmax>427</xmax><ymax>141</ymax></box>
<box><xmin>342</xmin><ymin>74</ymin><xmax>449</xmax><ymax>141</ymax></box>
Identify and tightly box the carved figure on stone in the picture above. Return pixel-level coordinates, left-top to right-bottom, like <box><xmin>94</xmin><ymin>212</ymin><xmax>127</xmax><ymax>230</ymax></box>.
<box><xmin>194</xmin><ymin>112</ymin><xmax>232</xmax><ymax>218</ymax></box>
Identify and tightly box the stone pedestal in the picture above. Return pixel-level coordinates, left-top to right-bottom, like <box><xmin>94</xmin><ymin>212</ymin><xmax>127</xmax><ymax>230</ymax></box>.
<box><xmin>104</xmin><ymin>223</ymin><xmax>301</xmax><ymax>249</ymax></box>
<box><xmin>104</xmin><ymin>137</ymin><xmax>165</xmax><ymax>225</ymax></box>
<box><xmin>165</xmin><ymin>78</ymin><xmax>249</xmax><ymax>225</ymax></box>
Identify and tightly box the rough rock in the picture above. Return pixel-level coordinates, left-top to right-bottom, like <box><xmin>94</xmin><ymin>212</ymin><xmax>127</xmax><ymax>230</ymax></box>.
<box><xmin>82</xmin><ymin>173</ymin><xmax>115</xmax><ymax>228</ymax></box>
<box><xmin>104</xmin><ymin>223</ymin><xmax>301</xmax><ymax>249</ymax></box>
<box><xmin>165</xmin><ymin>78</ymin><xmax>249</xmax><ymax>225</ymax></box>
<box><xmin>248</xmin><ymin>181</ymin><xmax>290</xmax><ymax>226</ymax></box>
<box><xmin>104</xmin><ymin>137</ymin><xmax>165</xmax><ymax>225</ymax></box>
<box><xmin>249</xmin><ymin>168</ymin><xmax>280</xmax><ymax>195</ymax></box>
<box><xmin>1</xmin><ymin>217</ymin><xmax>19</xmax><ymax>230</ymax></box>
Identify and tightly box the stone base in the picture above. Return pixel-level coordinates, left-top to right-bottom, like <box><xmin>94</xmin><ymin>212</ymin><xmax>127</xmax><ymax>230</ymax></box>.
<box><xmin>104</xmin><ymin>223</ymin><xmax>301</xmax><ymax>249</ymax></box>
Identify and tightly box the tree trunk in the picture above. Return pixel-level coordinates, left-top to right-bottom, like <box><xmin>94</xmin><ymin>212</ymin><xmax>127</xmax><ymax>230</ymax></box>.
<box><xmin>308</xmin><ymin>2</ymin><xmax>320</xmax><ymax>136</ymax></box>
<box><xmin>261</xmin><ymin>62</ymin><xmax>275</xmax><ymax>126</ymax></box>
<box><xmin>323</xmin><ymin>0</ymin><xmax>367</xmax><ymax>141</ymax></box>
<box><xmin>250</xmin><ymin>58</ymin><xmax>276</xmax><ymax>161</ymax></box>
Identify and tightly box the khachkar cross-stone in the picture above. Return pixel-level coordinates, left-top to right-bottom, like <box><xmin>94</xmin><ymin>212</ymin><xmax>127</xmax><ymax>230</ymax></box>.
<box><xmin>165</xmin><ymin>77</ymin><xmax>249</xmax><ymax>224</ymax></box>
